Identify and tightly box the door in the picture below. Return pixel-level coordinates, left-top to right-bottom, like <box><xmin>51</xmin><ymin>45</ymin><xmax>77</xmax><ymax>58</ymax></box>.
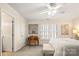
<box><xmin>1</xmin><ymin>11</ymin><xmax>13</xmax><ymax>52</ymax></box>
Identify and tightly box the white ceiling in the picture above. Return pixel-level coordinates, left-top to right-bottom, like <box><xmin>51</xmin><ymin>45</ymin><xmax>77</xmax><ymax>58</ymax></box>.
<box><xmin>9</xmin><ymin>3</ymin><xmax>79</xmax><ymax>20</ymax></box>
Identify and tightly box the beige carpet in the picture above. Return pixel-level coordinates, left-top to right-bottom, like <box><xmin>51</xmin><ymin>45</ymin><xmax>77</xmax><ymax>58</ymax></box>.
<box><xmin>2</xmin><ymin>52</ymin><xmax>13</xmax><ymax>56</ymax></box>
<box><xmin>0</xmin><ymin>51</ymin><xmax>2</xmax><ymax>56</ymax></box>
<box><xmin>2</xmin><ymin>45</ymin><xmax>43</xmax><ymax>56</ymax></box>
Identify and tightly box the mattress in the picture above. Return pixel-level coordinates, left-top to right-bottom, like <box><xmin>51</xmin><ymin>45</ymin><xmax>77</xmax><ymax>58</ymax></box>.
<box><xmin>49</xmin><ymin>38</ymin><xmax>79</xmax><ymax>56</ymax></box>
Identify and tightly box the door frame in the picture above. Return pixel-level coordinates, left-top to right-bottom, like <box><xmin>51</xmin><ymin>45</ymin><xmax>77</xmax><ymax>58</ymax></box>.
<box><xmin>12</xmin><ymin>19</ymin><xmax>14</xmax><ymax>52</ymax></box>
<box><xmin>1</xmin><ymin>9</ymin><xmax>15</xmax><ymax>52</ymax></box>
<box><xmin>0</xmin><ymin>8</ymin><xmax>2</xmax><ymax>55</ymax></box>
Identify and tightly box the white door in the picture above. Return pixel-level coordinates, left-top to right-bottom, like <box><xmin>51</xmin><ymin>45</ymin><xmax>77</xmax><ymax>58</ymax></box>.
<box><xmin>1</xmin><ymin>11</ymin><xmax>13</xmax><ymax>52</ymax></box>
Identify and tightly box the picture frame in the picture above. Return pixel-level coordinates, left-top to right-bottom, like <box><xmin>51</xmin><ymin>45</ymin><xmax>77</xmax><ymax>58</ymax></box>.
<box><xmin>28</xmin><ymin>24</ymin><xmax>38</xmax><ymax>34</ymax></box>
<box><xmin>61</xmin><ymin>24</ymin><xmax>69</xmax><ymax>35</ymax></box>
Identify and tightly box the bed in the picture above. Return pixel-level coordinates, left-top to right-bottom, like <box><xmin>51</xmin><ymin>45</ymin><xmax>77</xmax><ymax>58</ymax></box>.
<box><xmin>49</xmin><ymin>38</ymin><xmax>79</xmax><ymax>56</ymax></box>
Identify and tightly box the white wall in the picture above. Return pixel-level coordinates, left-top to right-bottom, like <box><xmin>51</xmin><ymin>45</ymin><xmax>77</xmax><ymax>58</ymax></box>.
<box><xmin>28</xmin><ymin>19</ymin><xmax>73</xmax><ymax>38</ymax></box>
<box><xmin>72</xmin><ymin>17</ymin><xmax>79</xmax><ymax>25</ymax></box>
<box><xmin>0</xmin><ymin>4</ymin><xmax>28</xmax><ymax>51</ymax></box>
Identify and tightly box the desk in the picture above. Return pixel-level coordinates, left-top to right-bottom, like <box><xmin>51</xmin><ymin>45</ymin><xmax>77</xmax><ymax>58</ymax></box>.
<box><xmin>27</xmin><ymin>36</ymin><xmax>39</xmax><ymax>46</ymax></box>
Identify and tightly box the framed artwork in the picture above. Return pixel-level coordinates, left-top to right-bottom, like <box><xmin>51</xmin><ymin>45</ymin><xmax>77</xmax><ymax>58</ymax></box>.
<box><xmin>28</xmin><ymin>24</ymin><xmax>38</xmax><ymax>34</ymax></box>
<box><xmin>61</xmin><ymin>24</ymin><xmax>69</xmax><ymax>35</ymax></box>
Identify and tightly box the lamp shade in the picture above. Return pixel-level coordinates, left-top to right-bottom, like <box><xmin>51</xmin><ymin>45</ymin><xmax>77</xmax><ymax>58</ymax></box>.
<box><xmin>77</xmin><ymin>33</ymin><xmax>79</xmax><ymax>37</ymax></box>
<box><xmin>73</xmin><ymin>29</ymin><xmax>77</xmax><ymax>34</ymax></box>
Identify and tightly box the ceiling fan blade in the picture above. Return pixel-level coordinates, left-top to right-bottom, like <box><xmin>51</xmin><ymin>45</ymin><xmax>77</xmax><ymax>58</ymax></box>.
<box><xmin>52</xmin><ymin>4</ymin><xmax>62</xmax><ymax>10</ymax></box>
<box><xmin>40</xmin><ymin>10</ymin><xmax>48</xmax><ymax>14</ymax></box>
<box><xmin>47</xmin><ymin>4</ymin><xmax>51</xmax><ymax>9</ymax></box>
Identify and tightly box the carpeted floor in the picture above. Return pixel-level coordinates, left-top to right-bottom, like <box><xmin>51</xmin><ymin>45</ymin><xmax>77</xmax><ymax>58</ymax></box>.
<box><xmin>0</xmin><ymin>51</ymin><xmax>2</xmax><ymax>56</ymax></box>
<box><xmin>2</xmin><ymin>45</ymin><xmax>43</xmax><ymax>56</ymax></box>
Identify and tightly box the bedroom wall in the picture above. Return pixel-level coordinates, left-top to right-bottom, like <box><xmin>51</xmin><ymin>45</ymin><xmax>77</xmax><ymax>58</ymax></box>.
<box><xmin>0</xmin><ymin>4</ymin><xmax>28</xmax><ymax>51</ymax></box>
<box><xmin>28</xmin><ymin>19</ymin><xmax>73</xmax><ymax>39</ymax></box>
<box><xmin>72</xmin><ymin>16</ymin><xmax>79</xmax><ymax>26</ymax></box>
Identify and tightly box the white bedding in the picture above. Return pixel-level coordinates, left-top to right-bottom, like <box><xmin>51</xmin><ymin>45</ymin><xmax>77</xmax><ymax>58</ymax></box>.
<box><xmin>49</xmin><ymin>38</ymin><xmax>79</xmax><ymax>56</ymax></box>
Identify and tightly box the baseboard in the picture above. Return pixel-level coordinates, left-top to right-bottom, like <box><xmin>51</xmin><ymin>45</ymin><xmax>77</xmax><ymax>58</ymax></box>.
<box><xmin>14</xmin><ymin>44</ymin><xmax>26</xmax><ymax>52</ymax></box>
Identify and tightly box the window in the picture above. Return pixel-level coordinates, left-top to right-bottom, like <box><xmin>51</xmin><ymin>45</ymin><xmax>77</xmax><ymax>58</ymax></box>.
<box><xmin>39</xmin><ymin>24</ymin><xmax>57</xmax><ymax>40</ymax></box>
<box><xmin>51</xmin><ymin>24</ymin><xmax>57</xmax><ymax>38</ymax></box>
<box><xmin>39</xmin><ymin>24</ymin><xmax>49</xmax><ymax>40</ymax></box>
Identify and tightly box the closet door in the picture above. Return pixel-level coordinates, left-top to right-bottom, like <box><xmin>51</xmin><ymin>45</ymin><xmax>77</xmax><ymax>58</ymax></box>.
<box><xmin>1</xmin><ymin>11</ymin><xmax>13</xmax><ymax>52</ymax></box>
<box><xmin>0</xmin><ymin>9</ymin><xmax>2</xmax><ymax>55</ymax></box>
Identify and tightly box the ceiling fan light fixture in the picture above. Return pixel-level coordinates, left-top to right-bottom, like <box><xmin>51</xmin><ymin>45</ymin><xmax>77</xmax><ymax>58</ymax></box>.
<box><xmin>48</xmin><ymin>10</ymin><xmax>57</xmax><ymax>16</ymax></box>
<box><xmin>52</xmin><ymin>10</ymin><xmax>57</xmax><ymax>14</ymax></box>
<box><xmin>52</xmin><ymin>13</ymin><xmax>55</xmax><ymax>16</ymax></box>
<box><xmin>40</xmin><ymin>3</ymin><xmax>63</xmax><ymax>17</ymax></box>
<box><xmin>51</xmin><ymin>10</ymin><xmax>57</xmax><ymax>16</ymax></box>
<box><xmin>48</xmin><ymin>11</ymin><xmax>51</xmax><ymax>16</ymax></box>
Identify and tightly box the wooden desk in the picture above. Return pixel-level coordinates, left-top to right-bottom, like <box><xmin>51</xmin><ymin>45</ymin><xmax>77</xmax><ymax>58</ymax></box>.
<box><xmin>27</xmin><ymin>36</ymin><xmax>39</xmax><ymax>46</ymax></box>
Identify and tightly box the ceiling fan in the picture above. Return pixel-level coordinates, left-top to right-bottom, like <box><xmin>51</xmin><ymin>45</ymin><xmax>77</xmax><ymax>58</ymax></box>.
<box><xmin>40</xmin><ymin>3</ymin><xmax>63</xmax><ymax>17</ymax></box>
